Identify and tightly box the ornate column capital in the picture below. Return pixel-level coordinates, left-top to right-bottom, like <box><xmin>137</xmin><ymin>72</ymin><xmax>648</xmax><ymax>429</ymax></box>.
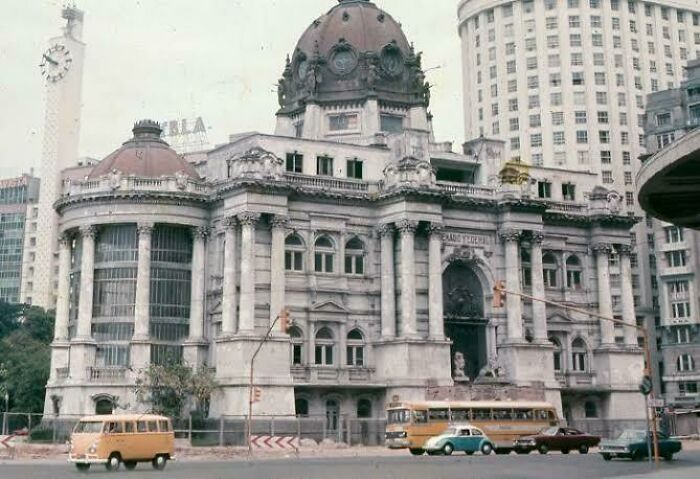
<box><xmin>223</xmin><ymin>216</ymin><xmax>238</xmax><ymax>230</ymax></box>
<box><xmin>617</xmin><ymin>244</ymin><xmax>633</xmax><ymax>256</ymax></box>
<box><xmin>591</xmin><ymin>243</ymin><xmax>613</xmax><ymax>255</ymax></box>
<box><xmin>376</xmin><ymin>223</ymin><xmax>395</xmax><ymax>238</ymax></box>
<box><xmin>499</xmin><ymin>229</ymin><xmax>521</xmax><ymax>243</ymax></box>
<box><xmin>531</xmin><ymin>232</ymin><xmax>545</xmax><ymax>244</ymax></box>
<box><xmin>79</xmin><ymin>225</ymin><xmax>98</xmax><ymax>239</ymax></box>
<box><xmin>191</xmin><ymin>226</ymin><xmax>210</xmax><ymax>240</ymax></box>
<box><xmin>271</xmin><ymin>215</ymin><xmax>290</xmax><ymax>230</ymax></box>
<box><xmin>137</xmin><ymin>222</ymin><xmax>154</xmax><ymax>236</ymax></box>
<box><xmin>427</xmin><ymin>222</ymin><xmax>444</xmax><ymax>238</ymax></box>
<box><xmin>396</xmin><ymin>219</ymin><xmax>419</xmax><ymax>234</ymax></box>
<box><xmin>238</xmin><ymin>212</ymin><xmax>261</xmax><ymax>226</ymax></box>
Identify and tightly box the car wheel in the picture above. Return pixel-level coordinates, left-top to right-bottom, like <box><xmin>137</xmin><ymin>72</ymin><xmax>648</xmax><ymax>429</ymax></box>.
<box><xmin>152</xmin><ymin>455</ymin><xmax>168</xmax><ymax>471</ymax></box>
<box><xmin>663</xmin><ymin>454</ymin><xmax>674</xmax><ymax>461</ymax></box>
<box><xmin>105</xmin><ymin>453</ymin><xmax>121</xmax><ymax>472</ymax></box>
<box><xmin>124</xmin><ymin>461</ymin><xmax>137</xmax><ymax>470</ymax></box>
<box><xmin>538</xmin><ymin>444</ymin><xmax>549</xmax><ymax>455</ymax></box>
<box><xmin>442</xmin><ymin>443</ymin><xmax>454</xmax><ymax>456</ymax></box>
<box><xmin>481</xmin><ymin>443</ymin><xmax>493</xmax><ymax>456</ymax></box>
<box><xmin>579</xmin><ymin>445</ymin><xmax>589</xmax><ymax>454</ymax></box>
<box><xmin>562</xmin><ymin>449</ymin><xmax>570</xmax><ymax>455</ymax></box>
<box><xmin>409</xmin><ymin>448</ymin><xmax>424</xmax><ymax>456</ymax></box>
<box><xmin>75</xmin><ymin>463</ymin><xmax>90</xmax><ymax>472</ymax></box>
<box><xmin>602</xmin><ymin>453</ymin><xmax>612</xmax><ymax>461</ymax></box>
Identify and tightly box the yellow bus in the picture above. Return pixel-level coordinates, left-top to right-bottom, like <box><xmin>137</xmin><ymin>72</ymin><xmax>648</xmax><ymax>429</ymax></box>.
<box><xmin>385</xmin><ymin>401</ymin><xmax>558</xmax><ymax>455</ymax></box>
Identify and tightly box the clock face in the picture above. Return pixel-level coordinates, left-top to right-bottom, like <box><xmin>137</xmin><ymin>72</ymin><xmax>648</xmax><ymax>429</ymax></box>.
<box><xmin>40</xmin><ymin>44</ymin><xmax>72</xmax><ymax>82</ymax></box>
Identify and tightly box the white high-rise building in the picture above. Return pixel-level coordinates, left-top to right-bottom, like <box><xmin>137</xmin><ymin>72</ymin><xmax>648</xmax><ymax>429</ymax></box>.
<box><xmin>458</xmin><ymin>0</ymin><xmax>700</xmax><ymax>402</ymax></box>
<box><xmin>30</xmin><ymin>6</ymin><xmax>86</xmax><ymax>308</ymax></box>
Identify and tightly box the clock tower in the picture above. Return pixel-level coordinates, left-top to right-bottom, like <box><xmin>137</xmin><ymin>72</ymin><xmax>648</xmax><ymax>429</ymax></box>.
<box><xmin>29</xmin><ymin>6</ymin><xmax>85</xmax><ymax>308</ymax></box>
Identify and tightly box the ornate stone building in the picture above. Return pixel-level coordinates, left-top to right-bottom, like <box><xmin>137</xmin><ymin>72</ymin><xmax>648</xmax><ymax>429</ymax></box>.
<box><xmin>46</xmin><ymin>0</ymin><xmax>645</xmax><ymax>427</ymax></box>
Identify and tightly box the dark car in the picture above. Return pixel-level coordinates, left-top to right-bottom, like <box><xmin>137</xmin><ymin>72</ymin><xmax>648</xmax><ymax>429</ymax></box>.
<box><xmin>599</xmin><ymin>430</ymin><xmax>682</xmax><ymax>461</ymax></box>
<box><xmin>514</xmin><ymin>426</ymin><xmax>601</xmax><ymax>455</ymax></box>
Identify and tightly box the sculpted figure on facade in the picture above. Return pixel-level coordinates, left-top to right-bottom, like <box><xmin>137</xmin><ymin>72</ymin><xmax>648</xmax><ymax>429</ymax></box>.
<box><xmin>453</xmin><ymin>352</ymin><xmax>468</xmax><ymax>380</ymax></box>
<box><xmin>478</xmin><ymin>354</ymin><xmax>505</xmax><ymax>379</ymax></box>
<box><xmin>107</xmin><ymin>169</ymin><xmax>122</xmax><ymax>191</ymax></box>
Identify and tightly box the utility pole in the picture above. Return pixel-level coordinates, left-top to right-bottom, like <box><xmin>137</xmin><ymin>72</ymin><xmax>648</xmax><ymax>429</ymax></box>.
<box><xmin>247</xmin><ymin>309</ymin><xmax>292</xmax><ymax>456</ymax></box>
<box><xmin>492</xmin><ymin>281</ymin><xmax>661</xmax><ymax>468</ymax></box>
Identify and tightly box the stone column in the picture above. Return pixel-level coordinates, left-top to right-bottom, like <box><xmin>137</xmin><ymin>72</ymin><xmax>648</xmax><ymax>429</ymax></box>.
<box><xmin>270</xmin><ymin>215</ymin><xmax>289</xmax><ymax>327</ymax></box>
<box><xmin>133</xmin><ymin>223</ymin><xmax>154</xmax><ymax>341</ymax></box>
<box><xmin>397</xmin><ymin>220</ymin><xmax>419</xmax><ymax>338</ymax></box>
<box><xmin>619</xmin><ymin>245</ymin><xmax>638</xmax><ymax>346</ymax></box>
<box><xmin>530</xmin><ymin>233</ymin><xmax>548</xmax><ymax>342</ymax></box>
<box><xmin>428</xmin><ymin>223</ymin><xmax>444</xmax><ymax>340</ymax></box>
<box><xmin>76</xmin><ymin>225</ymin><xmax>97</xmax><ymax>339</ymax></box>
<box><xmin>188</xmin><ymin>227</ymin><xmax>208</xmax><ymax>341</ymax></box>
<box><xmin>54</xmin><ymin>232</ymin><xmax>72</xmax><ymax>342</ymax></box>
<box><xmin>500</xmin><ymin>229</ymin><xmax>523</xmax><ymax>341</ymax></box>
<box><xmin>378</xmin><ymin>224</ymin><xmax>396</xmax><ymax>339</ymax></box>
<box><xmin>593</xmin><ymin>243</ymin><xmax>616</xmax><ymax>345</ymax></box>
<box><xmin>238</xmin><ymin>213</ymin><xmax>260</xmax><ymax>333</ymax></box>
<box><xmin>221</xmin><ymin>217</ymin><xmax>238</xmax><ymax>336</ymax></box>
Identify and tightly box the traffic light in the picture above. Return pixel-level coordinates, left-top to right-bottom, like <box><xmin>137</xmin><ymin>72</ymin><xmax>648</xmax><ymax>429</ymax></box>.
<box><xmin>253</xmin><ymin>386</ymin><xmax>262</xmax><ymax>403</ymax></box>
<box><xmin>492</xmin><ymin>280</ymin><xmax>506</xmax><ymax>308</ymax></box>
<box><xmin>639</xmin><ymin>375</ymin><xmax>653</xmax><ymax>396</ymax></box>
<box><xmin>279</xmin><ymin>308</ymin><xmax>293</xmax><ymax>334</ymax></box>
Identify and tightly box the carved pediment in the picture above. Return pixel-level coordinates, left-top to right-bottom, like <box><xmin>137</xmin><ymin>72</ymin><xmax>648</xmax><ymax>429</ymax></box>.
<box><xmin>310</xmin><ymin>300</ymin><xmax>349</xmax><ymax>314</ymax></box>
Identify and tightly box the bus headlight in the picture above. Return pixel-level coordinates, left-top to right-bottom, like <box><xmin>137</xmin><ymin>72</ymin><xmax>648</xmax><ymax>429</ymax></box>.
<box><xmin>88</xmin><ymin>441</ymin><xmax>99</xmax><ymax>454</ymax></box>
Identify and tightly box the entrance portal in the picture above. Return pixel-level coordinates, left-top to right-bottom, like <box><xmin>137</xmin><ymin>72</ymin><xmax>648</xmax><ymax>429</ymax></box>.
<box><xmin>443</xmin><ymin>262</ymin><xmax>488</xmax><ymax>381</ymax></box>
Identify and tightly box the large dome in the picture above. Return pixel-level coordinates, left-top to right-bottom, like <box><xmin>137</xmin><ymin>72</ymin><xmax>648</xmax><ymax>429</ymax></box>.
<box><xmin>277</xmin><ymin>0</ymin><xmax>430</xmax><ymax>112</ymax></box>
<box><xmin>88</xmin><ymin>120</ymin><xmax>200</xmax><ymax>180</ymax></box>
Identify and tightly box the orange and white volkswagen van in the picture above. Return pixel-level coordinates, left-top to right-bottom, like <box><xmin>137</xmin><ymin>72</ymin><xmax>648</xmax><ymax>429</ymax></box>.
<box><xmin>69</xmin><ymin>414</ymin><xmax>175</xmax><ymax>472</ymax></box>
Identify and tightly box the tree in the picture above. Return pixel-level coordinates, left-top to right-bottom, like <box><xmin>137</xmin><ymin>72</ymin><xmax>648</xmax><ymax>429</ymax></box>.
<box><xmin>134</xmin><ymin>362</ymin><xmax>218</xmax><ymax>418</ymax></box>
<box><xmin>0</xmin><ymin>302</ymin><xmax>22</xmax><ymax>340</ymax></box>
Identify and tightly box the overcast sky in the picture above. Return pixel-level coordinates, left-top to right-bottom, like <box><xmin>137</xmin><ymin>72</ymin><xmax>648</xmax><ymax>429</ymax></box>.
<box><xmin>0</xmin><ymin>0</ymin><xmax>464</xmax><ymax>178</ymax></box>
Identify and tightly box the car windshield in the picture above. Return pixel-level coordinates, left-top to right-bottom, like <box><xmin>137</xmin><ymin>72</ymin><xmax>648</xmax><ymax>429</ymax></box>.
<box><xmin>617</xmin><ymin>430</ymin><xmax>646</xmax><ymax>441</ymax></box>
<box><xmin>73</xmin><ymin>421</ymin><xmax>104</xmax><ymax>434</ymax></box>
<box><xmin>540</xmin><ymin>427</ymin><xmax>559</xmax><ymax>436</ymax></box>
<box><xmin>441</xmin><ymin>428</ymin><xmax>458</xmax><ymax>436</ymax></box>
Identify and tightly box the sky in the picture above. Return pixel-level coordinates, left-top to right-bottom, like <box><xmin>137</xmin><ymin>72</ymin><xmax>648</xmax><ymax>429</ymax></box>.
<box><xmin>0</xmin><ymin>0</ymin><xmax>464</xmax><ymax>178</ymax></box>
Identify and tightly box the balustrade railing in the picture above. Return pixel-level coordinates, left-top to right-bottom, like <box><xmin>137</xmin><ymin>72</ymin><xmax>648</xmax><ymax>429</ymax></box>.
<box><xmin>87</xmin><ymin>367</ymin><xmax>128</xmax><ymax>382</ymax></box>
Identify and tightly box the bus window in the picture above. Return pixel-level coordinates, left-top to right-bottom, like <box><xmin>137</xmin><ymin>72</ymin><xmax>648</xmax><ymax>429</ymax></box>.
<box><xmin>492</xmin><ymin>408</ymin><xmax>513</xmax><ymax>420</ymax></box>
<box><xmin>451</xmin><ymin>408</ymin><xmax>469</xmax><ymax>422</ymax></box>
<box><xmin>413</xmin><ymin>410</ymin><xmax>427</xmax><ymax>424</ymax></box>
<box><xmin>428</xmin><ymin>409</ymin><xmax>449</xmax><ymax>422</ymax></box>
<box><xmin>147</xmin><ymin>421</ymin><xmax>158</xmax><ymax>432</ymax></box>
<box><xmin>536</xmin><ymin>410</ymin><xmax>549</xmax><ymax>421</ymax></box>
<box><xmin>472</xmin><ymin>408</ymin><xmax>491</xmax><ymax>421</ymax></box>
<box><xmin>137</xmin><ymin>421</ymin><xmax>148</xmax><ymax>433</ymax></box>
<box><xmin>388</xmin><ymin>409</ymin><xmax>410</xmax><ymax>424</ymax></box>
<box><xmin>124</xmin><ymin>421</ymin><xmax>135</xmax><ymax>433</ymax></box>
<box><xmin>548</xmin><ymin>410</ymin><xmax>557</xmax><ymax>423</ymax></box>
<box><xmin>105</xmin><ymin>421</ymin><xmax>123</xmax><ymax>434</ymax></box>
<box><xmin>159</xmin><ymin>420</ymin><xmax>170</xmax><ymax>432</ymax></box>
<box><xmin>515</xmin><ymin>409</ymin><xmax>534</xmax><ymax>421</ymax></box>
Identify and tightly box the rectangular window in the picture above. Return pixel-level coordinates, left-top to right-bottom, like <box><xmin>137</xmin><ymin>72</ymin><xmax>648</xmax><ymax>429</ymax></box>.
<box><xmin>666</xmin><ymin>251</ymin><xmax>687</xmax><ymax>267</ymax></box>
<box><xmin>285</xmin><ymin>251</ymin><xmax>303</xmax><ymax>272</ymax></box>
<box><xmin>538</xmin><ymin>181</ymin><xmax>552</xmax><ymax>199</ymax></box>
<box><xmin>285</xmin><ymin>153</ymin><xmax>303</xmax><ymax>173</ymax></box>
<box><xmin>656</xmin><ymin>113</ymin><xmax>671</xmax><ymax>126</ymax></box>
<box><xmin>530</xmin><ymin>134</ymin><xmax>542</xmax><ymax>147</ymax></box>
<box><xmin>317</xmin><ymin>156</ymin><xmax>334</xmax><ymax>176</ymax></box>
<box><xmin>576</xmin><ymin>130</ymin><xmax>588</xmax><ymax>144</ymax></box>
<box><xmin>529</xmin><ymin>114</ymin><xmax>541</xmax><ymax>128</ymax></box>
<box><xmin>553</xmin><ymin>131</ymin><xmax>565</xmax><ymax>145</ymax></box>
<box><xmin>550</xmin><ymin>73</ymin><xmax>561</xmax><ymax>86</ymax></box>
<box><xmin>593</xmin><ymin>53</ymin><xmax>605</xmax><ymax>66</ymax></box>
<box><xmin>602</xmin><ymin>171</ymin><xmax>614</xmax><ymax>184</ymax></box>
<box><xmin>597</xmin><ymin>111</ymin><xmax>608</xmax><ymax>123</ymax></box>
<box><xmin>508</xmin><ymin>98</ymin><xmax>518</xmax><ymax>111</ymax></box>
<box><xmin>551</xmin><ymin>92</ymin><xmax>562</xmax><ymax>106</ymax></box>
<box><xmin>600</xmin><ymin>150</ymin><xmax>611</xmax><ymax>164</ymax></box>
<box><xmin>575</xmin><ymin>111</ymin><xmax>587</xmax><ymax>124</ymax></box>
<box><xmin>328</xmin><ymin>113</ymin><xmax>358</xmax><ymax>132</ymax></box>
<box><xmin>624</xmin><ymin>172</ymin><xmax>633</xmax><ymax>185</ymax></box>
<box><xmin>562</xmin><ymin>183</ymin><xmax>576</xmax><ymax>201</ymax></box>
<box><xmin>552</xmin><ymin>112</ymin><xmax>564</xmax><ymax>125</ymax></box>
<box><xmin>380</xmin><ymin>114</ymin><xmax>404</xmax><ymax>133</ymax></box>
<box><xmin>572</xmin><ymin>71</ymin><xmax>584</xmax><ymax>85</ymax></box>
<box><xmin>665</xmin><ymin>226</ymin><xmax>684</xmax><ymax>243</ymax></box>
<box><xmin>569</xmin><ymin>15</ymin><xmax>580</xmax><ymax>28</ymax></box>
<box><xmin>599</xmin><ymin>130</ymin><xmax>610</xmax><ymax>143</ymax></box>
<box><xmin>509</xmin><ymin>118</ymin><xmax>519</xmax><ymax>131</ymax></box>
<box><xmin>570</xmin><ymin>34</ymin><xmax>582</xmax><ymax>47</ymax></box>
<box><xmin>346</xmin><ymin>159</ymin><xmax>363</xmax><ymax>180</ymax></box>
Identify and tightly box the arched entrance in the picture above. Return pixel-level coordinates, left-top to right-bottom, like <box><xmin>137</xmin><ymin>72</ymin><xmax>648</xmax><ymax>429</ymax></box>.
<box><xmin>443</xmin><ymin>262</ymin><xmax>488</xmax><ymax>381</ymax></box>
<box><xmin>94</xmin><ymin>396</ymin><xmax>114</xmax><ymax>415</ymax></box>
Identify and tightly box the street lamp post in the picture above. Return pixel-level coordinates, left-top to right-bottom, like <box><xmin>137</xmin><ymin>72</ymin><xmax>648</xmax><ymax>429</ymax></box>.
<box><xmin>493</xmin><ymin>281</ymin><xmax>661</xmax><ymax>468</ymax></box>
<box><xmin>2</xmin><ymin>391</ymin><xmax>8</xmax><ymax>436</ymax></box>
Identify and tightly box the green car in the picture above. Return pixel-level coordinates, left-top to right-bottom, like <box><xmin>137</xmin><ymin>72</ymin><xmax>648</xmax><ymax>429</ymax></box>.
<box><xmin>599</xmin><ymin>430</ymin><xmax>682</xmax><ymax>461</ymax></box>
<box><xmin>423</xmin><ymin>425</ymin><xmax>495</xmax><ymax>456</ymax></box>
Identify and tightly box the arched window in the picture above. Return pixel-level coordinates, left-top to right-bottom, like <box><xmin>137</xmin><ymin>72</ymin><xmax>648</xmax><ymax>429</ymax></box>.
<box><xmin>571</xmin><ymin>338</ymin><xmax>587</xmax><ymax>372</ymax></box>
<box><xmin>566</xmin><ymin>255</ymin><xmax>583</xmax><ymax>290</ymax></box>
<box><xmin>295</xmin><ymin>398</ymin><xmax>309</xmax><ymax>417</ymax></box>
<box><xmin>95</xmin><ymin>397</ymin><xmax>114</xmax><ymax>415</ymax></box>
<box><xmin>346</xmin><ymin>329</ymin><xmax>365</xmax><ymax>367</ymax></box>
<box><xmin>315</xmin><ymin>327</ymin><xmax>335</xmax><ymax>365</ymax></box>
<box><xmin>314</xmin><ymin>236</ymin><xmax>335</xmax><ymax>273</ymax></box>
<box><xmin>677</xmin><ymin>354</ymin><xmax>696</xmax><ymax>372</ymax></box>
<box><xmin>289</xmin><ymin>326</ymin><xmax>304</xmax><ymax>366</ymax></box>
<box><xmin>549</xmin><ymin>337</ymin><xmax>563</xmax><ymax>372</ymax></box>
<box><xmin>584</xmin><ymin>400</ymin><xmax>598</xmax><ymax>418</ymax></box>
<box><xmin>357</xmin><ymin>398</ymin><xmax>372</xmax><ymax>418</ymax></box>
<box><xmin>543</xmin><ymin>253</ymin><xmax>559</xmax><ymax>288</ymax></box>
<box><xmin>344</xmin><ymin>237</ymin><xmax>365</xmax><ymax>275</ymax></box>
<box><xmin>285</xmin><ymin>234</ymin><xmax>305</xmax><ymax>272</ymax></box>
<box><xmin>521</xmin><ymin>249</ymin><xmax>532</xmax><ymax>287</ymax></box>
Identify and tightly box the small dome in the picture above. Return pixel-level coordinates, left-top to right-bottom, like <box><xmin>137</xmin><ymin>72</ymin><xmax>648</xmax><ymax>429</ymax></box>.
<box><xmin>88</xmin><ymin>120</ymin><xmax>200</xmax><ymax>180</ymax></box>
<box><xmin>277</xmin><ymin>0</ymin><xmax>429</xmax><ymax>112</ymax></box>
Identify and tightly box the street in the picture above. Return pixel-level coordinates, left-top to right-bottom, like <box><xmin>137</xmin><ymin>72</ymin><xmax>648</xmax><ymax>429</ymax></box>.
<box><xmin>2</xmin><ymin>451</ymin><xmax>700</xmax><ymax>479</ymax></box>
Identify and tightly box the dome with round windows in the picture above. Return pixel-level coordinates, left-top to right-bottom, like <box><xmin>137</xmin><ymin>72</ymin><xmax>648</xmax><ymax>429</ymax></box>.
<box><xmin>276</xmin><ymin>0</ymin><xmax>430</xmax><ymax>112</ymax></box>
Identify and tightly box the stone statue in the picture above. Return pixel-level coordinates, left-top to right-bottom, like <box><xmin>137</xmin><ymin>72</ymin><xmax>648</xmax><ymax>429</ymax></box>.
<box><xmin>478</xmin><ymin>354</ymin><xmax>505</xmax><ymax>379</ymax></box>
<box><xmin>423</xmin><ymin>81</ymin><xmax>432</xmax><ymax>105</ymax></box>
<box><xmin>607</xmin><ymin>191</ymin><xmax>623</xmax><ymax>214</ymax></box>
<box><xmin>453</xmin><ymin>352</ymin><xmax>467</xmax><ymax>380</ymax></box>
<box><xmin>277</xmin><ymin>77</ymin><xmax>287</xmax><ymax>106</ymax></box>
<box><xmin>365</xmin><ymin>63</ymin><xmax>379</xmax><ymax>90</ymax></box>
<box><xmin>107</xmin><ymin>169</ymin><xmax>122</xmax><ymax>191</ymax></box>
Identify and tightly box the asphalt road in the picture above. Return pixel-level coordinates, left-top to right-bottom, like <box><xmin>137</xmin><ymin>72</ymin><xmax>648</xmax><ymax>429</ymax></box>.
<box><xmin>2</xmin><ymin>451</ymin><xmax>700</xmax><ymax>479</ymax></box>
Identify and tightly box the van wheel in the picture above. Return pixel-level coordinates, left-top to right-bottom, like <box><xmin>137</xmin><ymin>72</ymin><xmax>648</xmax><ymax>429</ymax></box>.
<box><xmin>75</xmin><ymin>463</ymin><xmax>90</xmax><ymax>472</ymax></box>
<box><xmin>124</xmin><ymin>461</ymin><xmax>137</xmax><ymax>470</ymax></box>
<box><xmin>152</xmin><ymin>455</ymin><xmax>168</xmax><ymax>471</ymax></box>
<box><xmin>105</xmin><ymin>453</ymin><xmax>121</xmax><ymax>471</ymax></box>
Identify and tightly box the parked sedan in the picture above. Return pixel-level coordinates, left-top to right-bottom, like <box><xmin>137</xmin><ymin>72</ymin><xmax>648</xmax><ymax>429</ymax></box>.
<box><xmin>424</xmin><ymin>424</ymin><xmax>495</xmax><ymax>456</ymax></box>
<box><xmin>514</xmin><ymin>427</ymin><xmax>601</xmax><ymax>455</ymax></box>
<box><xmin>599</xmin><ymin>430</ymin><xmax>682</xmax><ymax>461</ymax></box>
